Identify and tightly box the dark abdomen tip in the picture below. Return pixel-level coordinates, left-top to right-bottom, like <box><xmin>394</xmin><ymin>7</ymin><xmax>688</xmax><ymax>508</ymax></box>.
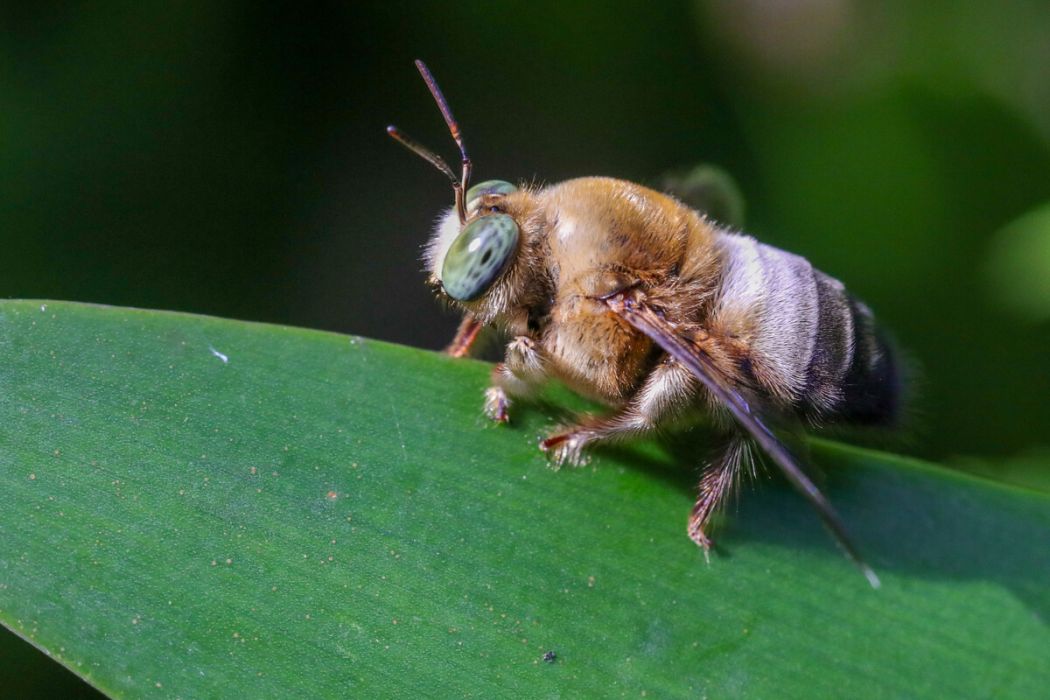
<box><xmin>835</xmin><ymin>298</ymin><xmax>903</xmax><ymax>426</ymax></box>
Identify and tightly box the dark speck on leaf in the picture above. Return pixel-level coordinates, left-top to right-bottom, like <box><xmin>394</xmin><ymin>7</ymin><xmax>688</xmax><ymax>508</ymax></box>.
<box><xmin>543</xmin><ymin>650</ymin><xmax>557</xmax><ymax>663</ymax></box>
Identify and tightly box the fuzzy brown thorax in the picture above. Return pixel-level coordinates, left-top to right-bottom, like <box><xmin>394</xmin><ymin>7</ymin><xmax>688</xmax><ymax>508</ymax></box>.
<box><xmin>426</xmin><ymin>177</ymin><xmax>725</xmax><ymax>402</ymax></box>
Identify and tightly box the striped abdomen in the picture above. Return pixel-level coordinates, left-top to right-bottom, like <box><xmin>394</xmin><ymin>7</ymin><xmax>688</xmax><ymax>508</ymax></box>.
<box><xmin>713</xmin><ymin>233</ymin><xmax>901</xmax><ymax>426</ymax></box>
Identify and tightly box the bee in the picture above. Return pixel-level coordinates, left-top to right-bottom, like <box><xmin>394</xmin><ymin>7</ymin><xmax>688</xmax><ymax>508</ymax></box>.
<box><xmin>389</xmin><ymin>61</ymin><xmax>901</xmax><ymax>587</ymax></box>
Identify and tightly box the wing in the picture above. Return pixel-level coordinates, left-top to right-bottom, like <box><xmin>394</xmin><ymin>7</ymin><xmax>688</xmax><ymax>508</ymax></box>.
<box><xmin>605</xmin><ymin>291</ymin><xmax>880</xmax><ymax>588</ymax></box>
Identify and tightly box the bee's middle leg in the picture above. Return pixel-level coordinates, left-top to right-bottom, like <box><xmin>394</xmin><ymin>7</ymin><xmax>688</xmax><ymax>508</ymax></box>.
<box><xmin>540</xmin><ymin>359</ymin><xmax>696</xmax><ymax>466</ymax></box>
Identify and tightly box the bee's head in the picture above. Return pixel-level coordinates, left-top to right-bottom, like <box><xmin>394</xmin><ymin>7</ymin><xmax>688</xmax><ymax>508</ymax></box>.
<box><xmin>389</xmin><ymin>61</ymin><xmax>538</xmax><ymax>321</ymax></box>
<box><xmin>429</xmin><ymin>180</ymin><xmax>521</xmax><ymax>303</ymax></box>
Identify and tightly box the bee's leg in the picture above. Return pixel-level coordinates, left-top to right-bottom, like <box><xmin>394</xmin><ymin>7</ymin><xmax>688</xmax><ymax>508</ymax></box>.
<box><xmin>687</xmin><ymin>433</ymin><xmax>749</xmax><ymax>554</ymax></box>
<box><xmin>445</xmin><ymin>315</ymin><xmax>483</xmax><ymax>358</ymax></box>
<box><xmin>540</xmin><ymin>358</ymin><xmax>696</xmax><ymax>466</ymax></box>
<box><xmin>484</xmin><ymin>336</ymin><xmax>546</xmax><ymax>423</ymax></box>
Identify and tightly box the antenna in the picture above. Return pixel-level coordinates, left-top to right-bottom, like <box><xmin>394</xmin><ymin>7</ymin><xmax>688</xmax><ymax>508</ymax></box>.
<box><xmin>387</xmin><ymin>60</ymin><xmax>473</xmax><ymax>224</ymax></box>
<box><xmin>386</xmin><ymin>126</ymin><xmax>459</xmax><ymax>188</ymax></box>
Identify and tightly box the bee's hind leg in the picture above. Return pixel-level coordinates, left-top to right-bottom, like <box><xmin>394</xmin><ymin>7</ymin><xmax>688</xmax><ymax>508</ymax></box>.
<box><xmin>687</xmin><ymin>433</ymin><xmax>750</xmax><ymax>555</ymax></box>
<box><xmin>540</xmin><ymin>358</ymin><xmax>697</xmax><ymax>467</ymax></box>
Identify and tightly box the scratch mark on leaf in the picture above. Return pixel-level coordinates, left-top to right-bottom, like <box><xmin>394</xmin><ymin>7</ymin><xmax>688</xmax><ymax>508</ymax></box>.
<box><xmin>388</xmin><ymin>396</ymin><xmax>408</xmax><ymax>464</ymax></box>
<box><xmin>209</xmin><ymin>346</ymin><xmax>229</xmax><ymax>364</ymax></box>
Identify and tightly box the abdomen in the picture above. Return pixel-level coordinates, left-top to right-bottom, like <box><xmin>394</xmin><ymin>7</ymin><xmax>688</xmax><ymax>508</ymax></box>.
<box><xmin>713</xmin><ymin>232</ymin><xmax>902</xmax><ymax>426</ymax></box>
<box><xmin>810</xmin><ymin>274</ymin><xmax>901</xmax><ymax>425</ymax></box>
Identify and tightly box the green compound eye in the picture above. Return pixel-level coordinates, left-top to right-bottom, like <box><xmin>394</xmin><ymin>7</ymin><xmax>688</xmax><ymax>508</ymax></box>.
<box><xmin>441</xmin><ymin>214</ymin><xmax>520</xmax><ymax>301</ymax></box>
<box><xmin>465</xmin><ymin>180</ymin><xmax>518</xmax><ymax>208</ymax></box>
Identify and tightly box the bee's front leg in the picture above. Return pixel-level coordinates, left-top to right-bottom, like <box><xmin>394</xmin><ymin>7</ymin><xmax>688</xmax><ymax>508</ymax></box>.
<box><xmin>445</xmin><ymin>314</ymin><xmax>483</xmax><ymax>358</ymax></box>
<box><xmin>484</xmin><ymin>336</ymin><xmax>546</xmax><ymax>423</ymax></box>
<box><xmin>540</xmin><ymin>358</ymin><xmax>697</xmax><ymax>466</ymax></box>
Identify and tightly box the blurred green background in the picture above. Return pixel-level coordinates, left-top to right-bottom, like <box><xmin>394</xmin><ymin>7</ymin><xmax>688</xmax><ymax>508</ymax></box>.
<box><xmin>2</xmin><ymin>1</ymin><xmax>1049</xmax><ymax>694</ymax></box>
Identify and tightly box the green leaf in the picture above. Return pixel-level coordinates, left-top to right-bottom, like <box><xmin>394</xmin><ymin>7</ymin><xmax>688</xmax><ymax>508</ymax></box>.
<box><xmin>952</xmin><ymin>450</ymin><xmax>1050</xmax><ymax>495</ymax></box>
<box><xmin>1</xmin><ymin>300</ymin><xmax>1047</xmax><ymax>698</ymax></box>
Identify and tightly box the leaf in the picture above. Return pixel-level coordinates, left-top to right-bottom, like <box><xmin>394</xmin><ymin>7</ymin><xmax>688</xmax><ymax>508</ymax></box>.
<box><xmin>1</xmin><ymin>300</ymin><xmax>1047</xmax><ymax>698</ymax></box>
<box><xmin>952</xmin><ymin>450</ymin><xmax>1050</xmax><ymax>495</ymax></box>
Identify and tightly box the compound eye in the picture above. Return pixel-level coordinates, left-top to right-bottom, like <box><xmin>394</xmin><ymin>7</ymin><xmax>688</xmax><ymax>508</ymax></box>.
<box><xmin>441</xmin><ymin>214</ymin><xmax>520</xmax><ymax>301</ymax></box>
<box><xmin>465</xmin><ymin>180</ymin><xmax>518</xmax><ymax>209</ymax></box>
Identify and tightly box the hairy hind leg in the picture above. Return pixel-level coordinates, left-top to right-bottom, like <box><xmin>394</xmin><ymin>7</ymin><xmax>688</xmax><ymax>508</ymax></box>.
<box><xmin>688</xmin><ymin>433</ymin><xmax>750</xmax><ymax>553</ymax></box>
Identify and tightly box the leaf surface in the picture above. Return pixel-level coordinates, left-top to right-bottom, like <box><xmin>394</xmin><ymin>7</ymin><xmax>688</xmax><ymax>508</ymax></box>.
<box><xmin>1</xmin><ymin>301</ymin><xmax>1047</xmax><ymax>697</ymax></box>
